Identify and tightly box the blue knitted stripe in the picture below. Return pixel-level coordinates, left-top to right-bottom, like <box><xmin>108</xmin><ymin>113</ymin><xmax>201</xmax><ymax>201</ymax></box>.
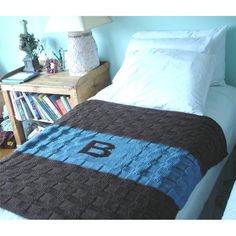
<box><xmin>18</xmin><ymin>124</ymin><xmax>202</xmax><ymax>209</ymax></box>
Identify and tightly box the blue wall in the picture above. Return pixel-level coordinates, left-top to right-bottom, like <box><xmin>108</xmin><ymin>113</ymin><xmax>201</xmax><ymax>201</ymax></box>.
<box><xmin>1</xmin><ymin>16</ymin><xmax>236</xmax><ymax>86</ymax></box>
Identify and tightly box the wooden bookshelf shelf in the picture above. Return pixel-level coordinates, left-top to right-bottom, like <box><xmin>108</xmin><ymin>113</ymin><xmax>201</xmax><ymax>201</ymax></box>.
<box><xmin>0</xmin><ymin>62</ymin><xmax>110</xmax><ymax>145</ymax></box>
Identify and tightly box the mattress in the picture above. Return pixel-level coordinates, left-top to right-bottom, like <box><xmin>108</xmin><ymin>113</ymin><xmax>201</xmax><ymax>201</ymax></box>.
<box><xmin>204</xmin><ymin>85</ymin><xmax>236</xmax><ymax>152</ymax></box>
<box><xmin>0</xmin><ymin>85</ymin><xmax>236</xmax><ymax>219</ymax></box>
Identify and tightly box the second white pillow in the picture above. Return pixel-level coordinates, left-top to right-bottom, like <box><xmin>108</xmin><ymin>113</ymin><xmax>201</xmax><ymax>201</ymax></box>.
<box><xmin>96</xmin><ymin>49</ymin><xmax>216</xmax><ymax>116</ymax></box>
<box><xmin>131</xmin><ymin>26</ymin><xmax>227</xmax><ymax>86</ymax></box>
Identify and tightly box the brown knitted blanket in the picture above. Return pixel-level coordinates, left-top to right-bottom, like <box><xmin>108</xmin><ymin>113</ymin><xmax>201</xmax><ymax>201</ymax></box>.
<box><xmin>0</xmin><ymin>100</ymin><xmax>227</xmax><ymax>219</ymax></box>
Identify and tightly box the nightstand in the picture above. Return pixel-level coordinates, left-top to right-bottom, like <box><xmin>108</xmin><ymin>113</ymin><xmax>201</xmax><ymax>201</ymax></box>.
<box><xmin>0</xmin><ymin>90</ymin><xmax>4</xmax><ymax>117</ymax></box>
<box><xmin>0</xmin><ymin>62</ymin><xmax>109</xmax><ymax>145</ymax></box>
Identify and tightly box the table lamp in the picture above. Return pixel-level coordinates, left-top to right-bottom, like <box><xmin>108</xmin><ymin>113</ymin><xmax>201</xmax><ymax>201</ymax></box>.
<box><xmin>45</xmin><ymin>16</ymin><xmax>111</xmax><ymax>76</ymax></box>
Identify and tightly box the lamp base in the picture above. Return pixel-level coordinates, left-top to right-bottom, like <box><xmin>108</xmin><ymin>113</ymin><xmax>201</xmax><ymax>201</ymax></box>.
<box><xmin>67</xmin><ymin>31</ymin><xmax>100</xmax><ymax>76</ymax></box>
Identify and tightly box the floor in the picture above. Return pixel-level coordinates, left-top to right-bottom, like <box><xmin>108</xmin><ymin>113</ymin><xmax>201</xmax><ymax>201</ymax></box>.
<box><xmin>0</xmin><ymin>148</ymin><xmax>15</xmax><ymax>160</ymax></box>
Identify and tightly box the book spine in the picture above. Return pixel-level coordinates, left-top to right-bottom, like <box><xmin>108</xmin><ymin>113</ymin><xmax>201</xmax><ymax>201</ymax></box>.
<box><xmin>43</xmin><ymin>95</ymin><xmax>62</xmax><ymax>119</ymax></box>
<box><xmin>40</xmin><ymin>95</ymin><xmax>58</xmax><ymax>120</ymax></box>
<box><xmin>60</xmin><ymin>95</ymin><xmax>71</xmax><ymax>112</ymax></box>
<box><xmin>37</xmin><ymin>95</ymin><xmax>55</xmax><ymax>122</ymax></box>
<box><xmin>66</xmin><ymin>96</ymin><xmax>73</xmax><ymax>109</ymax></box>
<box><xmin>37</xmin><ymin>95</ymin><xmax>57</xmax><ymax>121</ymax></box>
<box><xmin>22</xmin><ymin>92</ymin><xmax>38</xmax><ymax>120</ymax></box>
<box><xmin>13</xmin><ymin>92</ymin><xmax>26</xmax><ymax>121</ymax></box>
<box><xmin>55</xmin><ymin>99</ymin><xmax>67</xmax><ymax>115</ymax></box>
<box><xmin>48</xmin><ymin>95</ymin><xmax>63</xmax><ymax>115</ymax></box>
<box><xmin>19</xmin><ymin>98</ymin><xmax>29</xmax><ymax>120</ymax></box>
<box><xmin>22</xmin><ymin>97</ymin><xmax>34</xmax><ymax>120</ymax></box>
<box><xmin>9</xmin><ymin>91</ymin><xmax>21</xmax><ymax>120</ymax></box>
<box><xmin>26</xmin><ymin>93</ymin><xmax>41</xmax><ymax>120</ymax></box>
<box><xmin>31</xmin><ymin>95</ymin><xmax>51</xmax><ymax>122</ymax></box>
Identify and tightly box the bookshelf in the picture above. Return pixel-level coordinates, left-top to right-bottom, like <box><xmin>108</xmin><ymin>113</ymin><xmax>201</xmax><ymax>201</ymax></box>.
<box><xmin>0</xmin><ymin>90</ymin><xmax>4</xmax><ymax>117</ymax></box>
<box><xmin>0</xmin><ymin>62</ymin><xmax>110</xmax><ymax>145</ymax></box>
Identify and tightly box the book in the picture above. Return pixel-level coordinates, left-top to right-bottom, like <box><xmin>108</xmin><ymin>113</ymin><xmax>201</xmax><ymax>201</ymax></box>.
<box><xmin>12</xmin><ymin>91</ymin><xmax>26</xmax><ymax>121</ymax></box>
<box><xmin>17</xmin><ymin>103</ymin><xmax>26</xmax><ymax>121</ymax></box>
<box><xmin>2</xmin><ymin>71</ymin><xmax>39</xmax><ymax>84</ymax></box>
<box><xmin>9</xmin><ymin>91</ymin><xmax>21</xmax><ymax>120</ymax></box>
<box><xmin>60</xmin><ymin>95</ymin><xmax>71</xmax><ymax>112</ymax></box>
<box><xmin>43</xmin><ymin>95</ymin><xmax>62</xmax><ymax>119</ymax></box>
<box><xmin>22</xmin><ymin>120</ymin><xmax>34</xmax><ymax>138</ymax></box>
<box><xmin>28</xmin><ymin>94</ymin><xmax>42</xmax><ymax>120</ymax></box>
<box><xmin>66</xmin><ymin>96</ymin><xmax>73</xmax><ymax>109</ymax></box>
<box><xmin>41</xmin><ymin>95</ymin><xmax>59</xmax><ymax>120</ymax></box>
<box><xmin>55</xmin><ymin>98</ymin><xmax>67</xmax><ymax>115</ymax></box>
<box><xmin>48</xmin><ymin>95</ymin><xmax>63</xmax><ymax>115</ymax></box>
<box><xmin>31</xmin><ymin>95</ymin><xmax>53</xmax><ymax>123</ymax></box>
<box><xmin>19</xmin><ymin>98</ymin><xmax>29</xmax><ymax>120</ymax></box>
<box><xmin>20</xmin><ymin>97</ymin><xmax>33</xmax><ymax>120</ymax></box>
<box><xmin>22</xmin><ymin>92</ymin><xmax>41</xmax><ymax>120</ymax></box>
<box><xmin>37</xmin><ymin>94</ymin><xmax>57</xmax><ymax>121</ymax></box>
<box><xmin>27</xmin><ymin>126</ymin><xmax>45</xmax><ymax>140</ymax></box>
<box><xmin>23</xmin><ymin>96</ymin><xmax>36</xmax><ymax>120</ymax></box>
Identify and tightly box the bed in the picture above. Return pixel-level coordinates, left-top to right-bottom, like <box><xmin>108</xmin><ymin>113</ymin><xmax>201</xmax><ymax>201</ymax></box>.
<box><xmin>177</xmin><ymin>85</ymin><xmax>236</xmax><ymax>219</ymax></box>
<box><xmin>0</xmin><ymin>26</ymin><xmax>235</xmax><ymax>219</ymax></box>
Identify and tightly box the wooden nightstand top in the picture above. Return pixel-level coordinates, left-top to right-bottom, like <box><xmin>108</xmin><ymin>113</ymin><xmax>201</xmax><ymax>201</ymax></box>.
<box><xmin>0</xmin><ymin>62</ymin><xmax>109</xmax><ymax>95</ymax></box>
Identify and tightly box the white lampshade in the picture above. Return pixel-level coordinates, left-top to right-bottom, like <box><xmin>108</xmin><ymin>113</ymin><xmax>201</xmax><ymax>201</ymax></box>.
<box><xmin>45</xmin><ymin>16</ymin><xmax>111</xmax><ymax>32</ymax></box>
<box><xmin>45</xmin><ymin>16</ymin><xmax>111</xmax><ymax>76</ymax></box>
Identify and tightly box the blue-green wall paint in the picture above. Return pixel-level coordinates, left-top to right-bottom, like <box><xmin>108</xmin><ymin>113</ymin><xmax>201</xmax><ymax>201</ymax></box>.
<box><xmin>1</xmin><ymin>16</ymin><xmax>236</xmax><ymax>86</ymax></box>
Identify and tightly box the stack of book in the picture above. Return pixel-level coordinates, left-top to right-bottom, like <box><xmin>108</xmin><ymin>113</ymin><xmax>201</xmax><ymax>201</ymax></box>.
<box><xmin>2</xmin><ymin>72</ymin><xmax>39</xmax><ymax>84</ymax></box>
<box><xmin>9</xmin><ymin>91</ymin><xmax>73</xmax><ymax>123</ymax></box>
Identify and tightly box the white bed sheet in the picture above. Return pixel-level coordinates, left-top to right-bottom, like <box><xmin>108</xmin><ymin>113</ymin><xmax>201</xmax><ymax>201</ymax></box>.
<box><xmin>1</xmin><ymin>85</ymin><xmax>236</xmax><ymax>220</ymax></box>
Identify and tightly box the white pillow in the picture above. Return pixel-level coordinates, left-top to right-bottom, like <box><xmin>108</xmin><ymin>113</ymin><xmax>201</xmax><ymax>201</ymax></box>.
<box><xmin>113</xmin><ymin>37</ymin><xmax>210</xmax><ymax>86</ymax></box>
<box><xmin>131</xmin><ymin>26</ymin><xmax>227</xmax><ymax>86</ymax></box>
<box><xmin>132</xmin><ymin>27</ymin><xmax>226</xmax><ymax>39</ymax></box>
<box><xmin>126</xmin><ymin>37</ymin><xmax>211</xmax><ymax>55</ymax></box>
<box><xmin>96</xmin><ymin>49</ymin><xmax>216</xmax><ymax>116</ymax></box>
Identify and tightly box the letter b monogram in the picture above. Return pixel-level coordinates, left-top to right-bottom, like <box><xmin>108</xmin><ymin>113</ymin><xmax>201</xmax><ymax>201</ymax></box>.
<box><xmin>79</xmin><ymin>140</ymin><xmax>115</xmax><ymax>158</ymax></box>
